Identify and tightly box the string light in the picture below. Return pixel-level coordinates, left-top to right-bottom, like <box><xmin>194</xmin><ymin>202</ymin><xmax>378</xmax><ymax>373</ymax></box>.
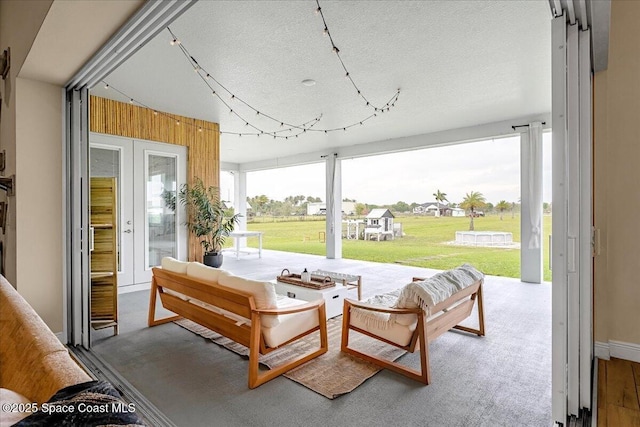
<box><xmin>167</xmin><ymin>27</ymin><xmax>321</xmax><ymax>136</ymax></box>
<box><xmin>165</xmin><ymin>26</ymin><xmax>397</xmax><ymax>138</ymax></box>
<box><xmin>314</xmin><ymin>0</ymin><xmax>400</xmax><ymax>113</ymax></box>
<box><xmin>99</xmin><ymin>11</ymin><xmax>403</xmax><ymax>141</ymax></box>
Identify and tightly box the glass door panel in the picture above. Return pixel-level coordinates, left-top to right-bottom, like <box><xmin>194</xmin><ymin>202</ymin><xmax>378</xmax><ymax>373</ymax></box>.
<box><xmin>89</xmin><ymin>139</ymin><xmax>135</xmax><ymax>288</ymax></box>
<box><xmin>146</xmin><ymin>154</ymin><xmax>178</xmax><ymax>267</ymax></box>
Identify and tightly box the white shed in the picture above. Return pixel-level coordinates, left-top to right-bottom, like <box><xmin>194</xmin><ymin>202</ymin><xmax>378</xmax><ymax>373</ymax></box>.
<box><xmin>364</xmin><ymin>209</ymin><xmax>395</xmax><ymax>240</ymax></box>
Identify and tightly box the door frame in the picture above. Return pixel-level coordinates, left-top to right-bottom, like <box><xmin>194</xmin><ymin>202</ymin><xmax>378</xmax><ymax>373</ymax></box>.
<box><xmin>551</xmin><ymin>13</ymin><xmax>594</xmax><ymax>424</ymax></box>
<box><xmin>89</xmin><ymin>133</ymin><xmax>188</xmax><ymax>289</ymax></box>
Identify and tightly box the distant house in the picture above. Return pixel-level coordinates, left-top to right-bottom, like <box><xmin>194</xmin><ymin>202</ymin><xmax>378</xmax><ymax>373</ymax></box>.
<box><xmin>307</xmin><ymin>201</ymin><xmax>356</xmax><ymax>216</ymax></box>
<box><xmin>412</xmin><ymin>202</ymin><xmax>450</xmax><ymax>216</ymax></box>
<box><xmin>450</xmin><ymin>207</ymin><xmax>465</xmax><ymax>217</ymax></box>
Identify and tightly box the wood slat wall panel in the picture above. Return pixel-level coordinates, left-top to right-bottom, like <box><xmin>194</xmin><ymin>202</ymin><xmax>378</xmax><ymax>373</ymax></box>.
<box><xmin>90</xmin><ymin>96</ymin><xmax>220</xmax><ymax>262</ymax></box>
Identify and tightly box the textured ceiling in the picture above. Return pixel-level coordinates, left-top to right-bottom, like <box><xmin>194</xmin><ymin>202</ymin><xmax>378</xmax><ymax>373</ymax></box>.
<box><xmin>91</xmin><ymin>0</ymin><xmax>552</xmax><ymax>165</ymax></box>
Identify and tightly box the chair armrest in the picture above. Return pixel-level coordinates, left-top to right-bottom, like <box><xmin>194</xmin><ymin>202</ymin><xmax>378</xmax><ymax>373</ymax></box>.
<box><xmin>345</xmin><ymin>298</ymin><xmax>421</xmax><ymax>315</ymax></box>
<box><xmin>253</xmin><ymin>299</ymin><xmax>325</xmax><ymax>316</ymax></box>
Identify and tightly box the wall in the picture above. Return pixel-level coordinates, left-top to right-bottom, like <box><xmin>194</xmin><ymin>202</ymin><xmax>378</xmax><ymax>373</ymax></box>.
<box><xmin>0</xmin><ymin>0</ymin><xmax>142</xmax><ymax>332</ymax></box>
<box><xmin>15</xmin><ymin>78</ymin><xmax>63</xmax><ymax>330</ymax></box>
<box><xmin>90</xmin><ymin>96</ymin><xmax>220</xmax><ymax>262</ymax></box>
<box><xmin>593</xmin><ymin>0</ymin><xmax>640</xmax><ymax>347</ymax></box>
<box><xmin>0</xmin><ymin>0</ymin><xmax>53</xmax><ymax>287</ymax></box>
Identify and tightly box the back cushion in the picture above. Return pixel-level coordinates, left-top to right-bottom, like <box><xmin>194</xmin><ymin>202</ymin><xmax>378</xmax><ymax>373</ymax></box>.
<box><xmin>218</xmin><ymin>274</ymin><xmax>278</xmax><ymax>309</ymax></box>
<box><xmin>218</xmin><ymin>274</ymin><xmax>280</xmax><ymax>327</ymax></box>
<box><xmin>186</xmin><ymin>261</ymin><xmax>226</xmax><ymax>283</ymax></box>
<box><xmin>161</xmin><ymin>257</ymin><xmax>188</xmax><ymax>274</ymax></box>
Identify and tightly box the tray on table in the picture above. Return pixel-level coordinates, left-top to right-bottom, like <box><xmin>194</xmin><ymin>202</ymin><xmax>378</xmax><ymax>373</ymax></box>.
<box><xmin>276</xmin><ymin>269</ymin><xmax>336</xmax><ymax>290</ymax></box>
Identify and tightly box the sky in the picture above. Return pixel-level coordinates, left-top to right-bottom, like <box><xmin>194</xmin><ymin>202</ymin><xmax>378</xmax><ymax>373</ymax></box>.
<box><xmin>221</xmin><ymin>133</ymin><xmax>552</xmax><ymax>207</ymax></box>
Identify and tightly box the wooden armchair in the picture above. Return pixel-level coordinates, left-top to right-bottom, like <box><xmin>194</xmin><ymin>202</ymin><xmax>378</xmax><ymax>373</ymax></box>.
<box><xmin>341</xmin><ymin>276</ymin><xmax>484</xmax><ymax>385</ymax></box>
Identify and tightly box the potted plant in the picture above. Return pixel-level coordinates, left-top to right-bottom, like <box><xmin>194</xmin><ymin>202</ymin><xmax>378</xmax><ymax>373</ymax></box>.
<box><xmin>177</xmin><ymin>178</ymin><xmax>241</xmax><ymax>268</ymax></box>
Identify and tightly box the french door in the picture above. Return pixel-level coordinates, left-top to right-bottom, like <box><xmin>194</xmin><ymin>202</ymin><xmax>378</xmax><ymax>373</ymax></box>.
<box><xmin>90</xmin><ymin>133</ymin><xmax>187</xmax><ymax>289</ymax></box>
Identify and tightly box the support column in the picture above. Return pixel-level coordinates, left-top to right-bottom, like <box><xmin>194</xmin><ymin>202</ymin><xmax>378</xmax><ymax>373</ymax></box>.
<box><xmin>233</xmin><ymin>170</ymin><xmax>248</xmax><ymax>247</ymax></box>
<box><xmin>520</xmin><ymin>122</ymin><xmax>544</xmax><ymax>283</ymax></box>
<box><xmin>325</xmin><ymin>153</ymin><xmax>342</xmax><ymax>259</ymax></box>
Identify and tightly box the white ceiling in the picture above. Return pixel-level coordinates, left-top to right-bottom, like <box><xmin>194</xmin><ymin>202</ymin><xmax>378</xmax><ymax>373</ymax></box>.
<box><xmin>91</xmin><ymin>0</ymin><xmax>552</xmax><ymax>166</ymax></box>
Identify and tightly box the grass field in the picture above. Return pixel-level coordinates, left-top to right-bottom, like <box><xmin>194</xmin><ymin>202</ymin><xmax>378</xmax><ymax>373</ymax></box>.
<box><xmin>242</xmin><ymin>214</ymin><xmax>552</xmax><ymax>281</ymax></box>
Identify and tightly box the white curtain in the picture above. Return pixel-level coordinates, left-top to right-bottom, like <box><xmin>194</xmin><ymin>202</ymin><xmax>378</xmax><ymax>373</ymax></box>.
<box><xmin>527</xmin><ymin>121</ymin><xmax>543</xmax><ymax>249</ymax></box>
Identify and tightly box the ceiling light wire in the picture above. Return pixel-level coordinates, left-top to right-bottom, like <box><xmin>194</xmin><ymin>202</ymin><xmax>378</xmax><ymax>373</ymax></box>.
<box><xmin>314</xmin><ymin>0</ymin><xmax>400</xmax><ymax>112</ymax></box>
<box><xmin>167</xmin><ymin>27</ymin><xmax>320</xmax><ymax>135</ymax></box>
<box><xmin>163</xmin><ymin>26</ymin><xmax>398</xmax><ymax>138</ymax></box>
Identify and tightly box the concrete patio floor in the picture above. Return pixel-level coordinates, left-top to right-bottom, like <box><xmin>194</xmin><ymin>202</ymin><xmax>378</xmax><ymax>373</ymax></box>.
<box><xmin>92</xmin><ymin>249</ymin><xmax>552</xmax><ymax>426</ymax></box>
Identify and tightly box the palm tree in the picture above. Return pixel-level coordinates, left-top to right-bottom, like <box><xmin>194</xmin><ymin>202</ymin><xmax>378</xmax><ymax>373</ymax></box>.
<box><xmin>460</xmin><ymin>191</ymin><xmax>486</xmax><ymax>230</ymax></box>
<box><xmin>432</xmin><ymin>189</ymin><xmax>448</xmax><ymax>217</ymax></box>
<box><xmin>495</xmin><ymin>200</ymin><xmax>510</xmax><ymax>220</ymax></box>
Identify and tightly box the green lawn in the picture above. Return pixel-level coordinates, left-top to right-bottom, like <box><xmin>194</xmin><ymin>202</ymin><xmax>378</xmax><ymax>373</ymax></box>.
<box><xmin>241</xmin><ymin>214</ymin><xmax>552</xmax><ymax>281</ymax></box>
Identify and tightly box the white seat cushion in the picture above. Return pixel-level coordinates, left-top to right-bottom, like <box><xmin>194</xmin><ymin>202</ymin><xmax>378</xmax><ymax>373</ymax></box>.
<box><xmin>350</xmin><ymin>313</ymin><xmax>415</xmax><ymax>347</ymax></box>
<box><xmin>261</xmin><ymin>295</ymin><xmax>320</xmax><ymax>348</ymax></box>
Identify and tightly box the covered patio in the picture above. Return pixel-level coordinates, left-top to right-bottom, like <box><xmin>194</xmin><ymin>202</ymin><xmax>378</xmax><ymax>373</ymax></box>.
<box><xmin>92</xmin><ymin>250</ymin><xmax>551</xmax><ymax>426</ymax></box>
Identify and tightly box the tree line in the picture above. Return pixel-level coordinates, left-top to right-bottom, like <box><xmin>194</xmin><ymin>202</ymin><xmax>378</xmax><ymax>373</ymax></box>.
<box><xmin>245</xmin><ymin>191</ymin><xmax>549</xmax><ymax>221</ymax></box>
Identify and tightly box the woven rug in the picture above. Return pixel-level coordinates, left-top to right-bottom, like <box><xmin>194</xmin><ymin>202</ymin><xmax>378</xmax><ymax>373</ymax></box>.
<box><xmin>174</xmin><ymin>316</ymin><xmax>406</xmax><ymax>399</ymax></box>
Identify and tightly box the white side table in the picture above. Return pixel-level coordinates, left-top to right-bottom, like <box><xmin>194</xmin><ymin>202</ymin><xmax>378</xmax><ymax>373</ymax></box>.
<box><xmin>227</xmin><ymin>231</ymin><xmax>263</xmax><ymax>259</ymax></box>
<box><xmin>273</xmin><ymin>281</ymin><xmax>348</xmax><ymax>319</ymax></box>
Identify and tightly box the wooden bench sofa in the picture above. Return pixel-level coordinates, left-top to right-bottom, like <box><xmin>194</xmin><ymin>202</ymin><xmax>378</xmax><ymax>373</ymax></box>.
<box><xmin>341</xmin><ymin>264</ymin><xmax>485</xmax><ymax>384</ymax></box>
<box><xmin>148</xmin><ymin>258</ymin><xmax>328</xmax><ymax>388</ymax></box>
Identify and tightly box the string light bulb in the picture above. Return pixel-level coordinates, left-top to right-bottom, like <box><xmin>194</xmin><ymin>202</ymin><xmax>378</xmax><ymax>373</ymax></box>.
<box><xmin>104</xmin><ymin>84</ymin><xmax>109</xmax><ymax>89</ymax></box>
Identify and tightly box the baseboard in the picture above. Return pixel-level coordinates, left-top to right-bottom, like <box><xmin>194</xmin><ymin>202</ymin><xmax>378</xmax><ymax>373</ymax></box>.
<box><xmin>594</xmin><ymin>341</ymin><xmax>610</xmax><ymax>360</ymax></box>
<box><xmin>594</xmin><ymin>340</ymin><xmax>640</xmax><ymax>363</ymax></box>
<box><xmin>118</xmin><ymin>282</ymin><xmax>151</xmax><ymax>295</ymax></box>
<box><xmin>609</xmin><ymin>340</ymin><xmax>640</xmax><ymax>363</ymax></box>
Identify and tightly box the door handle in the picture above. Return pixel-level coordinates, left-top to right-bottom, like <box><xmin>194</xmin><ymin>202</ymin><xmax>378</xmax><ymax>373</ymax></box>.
<box><xmin>123</xmin><ymin>229</ymin><xmax>132</xmax><ymax>234</ymax></box>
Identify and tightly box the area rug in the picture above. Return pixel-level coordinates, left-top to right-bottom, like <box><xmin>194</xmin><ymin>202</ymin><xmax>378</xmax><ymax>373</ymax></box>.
<box><xmin>174</xmin><ymin>316</ymin><xmax>406</xmax><ymax>399</ymax></box>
